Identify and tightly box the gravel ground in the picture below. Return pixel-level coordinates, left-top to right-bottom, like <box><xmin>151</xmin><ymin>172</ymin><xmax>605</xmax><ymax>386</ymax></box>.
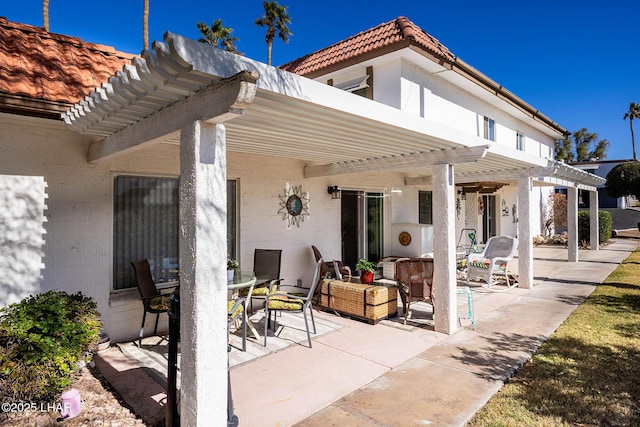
<box><xmin>0</xmin><ymin>365</ymin><xmax>149</xmax><ymax>427</ymax></box>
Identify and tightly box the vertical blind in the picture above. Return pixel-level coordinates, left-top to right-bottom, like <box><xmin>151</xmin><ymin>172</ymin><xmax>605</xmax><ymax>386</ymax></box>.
<box><xmin>113</xmin><ymin>176</ymin><xmax>179</xmax><ymax>290</ymax></box>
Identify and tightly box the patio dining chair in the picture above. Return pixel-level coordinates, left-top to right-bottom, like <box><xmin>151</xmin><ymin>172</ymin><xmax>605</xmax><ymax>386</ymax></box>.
<box><xmin>243</xmin><ymin>248</ymin><xmax>282</xmax><ymax>313</ymax></box>
<box><xmin>131</xmin><ymin>259</ymin><xmax>173</xmax><ymax>347</ymax></box>
<box><xmin>228</xmin><ymin>277</ymin><xmax>256</xmax><ymax>351</ymax></box>
<box><xmin>263</xmin><ymin>258</ymin><xmax>323</xmax><ymax>348</ymax></box>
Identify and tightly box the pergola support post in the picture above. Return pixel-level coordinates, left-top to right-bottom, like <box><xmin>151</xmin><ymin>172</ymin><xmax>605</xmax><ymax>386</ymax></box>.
<box><xmin>432</xmin><ymin>163</ymin><xmax>456</xmax><ymax>334</ymax></box>
<box><xmin>517</xmin><ymin>177</ymin><xmax>534</xmax><ymax>289</ymax></box>
<box><xmin>590</xmin><ymin>190</ymin><xmax>599</xmax><ymax>251</ymax></box>
<box><xmin>179</xmin><ymin>121</ymin><xmax>228</xmax><ymax>425</ymax></box>
<box><xmin>567</xmin><ymin>186</ymin><xmax>579</xmax><ymax>262</ymax></box>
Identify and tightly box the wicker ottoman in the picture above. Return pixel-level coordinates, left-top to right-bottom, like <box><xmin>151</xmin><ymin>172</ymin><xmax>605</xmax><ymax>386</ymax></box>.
<box><xmin>316</xmin><ymin>278</ymin><xmax>398</xmax><ymax>324</ymax></box>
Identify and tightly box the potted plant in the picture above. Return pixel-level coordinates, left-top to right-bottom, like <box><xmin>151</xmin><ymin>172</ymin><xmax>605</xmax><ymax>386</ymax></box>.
<box><xmin>356</xmin><ymin>258</ymin><xmax>377</xmax><ymax>284</ymax></box>
<box><xmin>227</xmin><ymin>258</ymin><xmax>239</xmax><ymax>281</ymax></box>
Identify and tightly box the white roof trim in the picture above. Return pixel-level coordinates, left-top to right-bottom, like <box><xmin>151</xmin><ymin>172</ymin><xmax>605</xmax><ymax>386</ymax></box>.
<box><xmin>61</xmin><ymin>31</ymin><xmax>605</xmax><ymax>188</ymax></box>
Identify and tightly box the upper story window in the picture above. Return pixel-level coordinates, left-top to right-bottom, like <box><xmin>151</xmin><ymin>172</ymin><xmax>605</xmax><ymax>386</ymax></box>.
<box><xmin>516</xmin><ymin>132</ymin><xmax>525</xmax><ymax>151</ymax></box>
<box><xmin>329</xmin><ymin>66</ymin><xmax>373</xmax><ymax>99</ymax></box>
<box><xmin>483</xmin><ymin>117</ymin><xmax>496</xmax><ymax>141</ymax></box>
<box><xmin>335</xmin><ymin>75</ymin><xmax>369</xmax><ymax>95</ymax></box>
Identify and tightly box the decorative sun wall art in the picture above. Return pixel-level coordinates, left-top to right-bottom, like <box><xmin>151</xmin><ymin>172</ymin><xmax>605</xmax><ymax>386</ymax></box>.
<box><xmin>278</xmin><ymin>183</ymin><xmax>310</xmax><ymax>228</ymax></box>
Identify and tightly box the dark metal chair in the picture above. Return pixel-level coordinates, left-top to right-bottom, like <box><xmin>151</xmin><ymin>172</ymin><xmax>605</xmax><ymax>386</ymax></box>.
<box><xmin>228</xmin><ymin>278</ymin><xmax>256</xmax><ymax>351</ymax></box>
<box><xmin>311</xmin><ymin>245</ymin><xmax>351</xmax><ymax>280</ymax></box>
<box><xmin>131</xmin><ymin>259</ymin><xmax>172</xmax><ymax>347</ymax></box>
<box><xmin>263</xmin><ymin>259</ymin><xmax>323</xmax><ymax>348</ymax></box>
<box><xmin>244</xmin><ymin>249</ymin><xmax>282</xmax><ymax>313</ymax></box>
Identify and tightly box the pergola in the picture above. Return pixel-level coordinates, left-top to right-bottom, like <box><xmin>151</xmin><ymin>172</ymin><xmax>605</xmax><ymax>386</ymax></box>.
<box><xmin>63</xmin><ymin>32</ymin><xmax>605</xmax><ymax>425</ymax></box>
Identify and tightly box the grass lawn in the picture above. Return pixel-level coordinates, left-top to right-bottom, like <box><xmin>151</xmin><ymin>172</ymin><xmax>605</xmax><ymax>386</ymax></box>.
<box><xmin>468</xmin><ymin>247</ymin><xmax>640</xmax><ymax>427</ymax></box>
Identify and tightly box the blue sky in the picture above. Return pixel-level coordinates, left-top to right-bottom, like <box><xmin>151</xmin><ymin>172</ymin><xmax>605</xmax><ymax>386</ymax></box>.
<box><xmin>4</xmin><ymin>1</ymin><xmax>639</xmax><ymax>160</ymax></box>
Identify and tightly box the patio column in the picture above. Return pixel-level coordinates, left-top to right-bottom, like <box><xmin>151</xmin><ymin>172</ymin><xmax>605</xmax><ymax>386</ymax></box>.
<box><xmin>179</xmin><ymin>121</ymin><xmax>228</xmax><ymax>425</ymax></box>
<box><xmin>590</xmin><ymin>190</ymin><xmax>599</xmax><ymax>251</ymax></box>
<box><xmin>432</xmin><ymin>163</ymin><xmax>456</xmax><ymax>334</ymax></box>
<box><xmin>567</xmin><ymin>186</ymin><xmax>579</xmax><ymax>262</ymax></box>
<box><xmin>517</xmin><ymin>177</ymin><xmax>534</xmax><ymax>289</ymax></box>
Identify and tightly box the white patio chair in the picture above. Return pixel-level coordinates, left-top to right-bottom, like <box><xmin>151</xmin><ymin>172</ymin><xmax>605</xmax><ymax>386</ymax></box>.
<box><xmin>466</xmin><ymin>235</ymin><xmax>518</xmax><ymax>291</ymax></box>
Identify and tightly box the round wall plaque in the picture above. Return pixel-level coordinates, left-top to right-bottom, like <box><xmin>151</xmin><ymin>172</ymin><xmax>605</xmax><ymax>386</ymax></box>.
<box><xmin>399</xmin><ymin>231</ymin><xmax>412</xmax><ymax>246</ymax></box>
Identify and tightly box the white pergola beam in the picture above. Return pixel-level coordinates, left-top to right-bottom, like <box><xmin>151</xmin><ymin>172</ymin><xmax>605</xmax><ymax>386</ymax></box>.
<box><xmin>304</xmin><ymin>145</ymin><xmax>489</xmax><ymax>178</ymax></box>
<box><xmin>87</xmin><ymin>71</ymin><xmax>258</xmax><ymax>163</ymax></box>
<box><xmin>454</xmin><ymin>166</ymin><xmax>558</xmax><ymax>183</ymax></box>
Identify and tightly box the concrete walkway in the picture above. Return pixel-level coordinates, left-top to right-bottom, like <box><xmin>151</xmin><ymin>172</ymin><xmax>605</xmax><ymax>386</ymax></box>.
<box><xmin>95</xmin><ymin>237</ymin><xmax>639</xmax><ymax>427</ymax></box>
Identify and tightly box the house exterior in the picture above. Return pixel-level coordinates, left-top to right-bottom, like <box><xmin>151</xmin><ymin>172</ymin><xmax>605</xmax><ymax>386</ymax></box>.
<box><xmin>1</xmin><ymin>16</ymin><xmax>605</xmax><ymax>424</ymax></box>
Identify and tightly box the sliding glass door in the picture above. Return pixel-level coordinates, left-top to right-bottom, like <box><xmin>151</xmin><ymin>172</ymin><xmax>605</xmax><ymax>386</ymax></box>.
<box><xmin>340</xmin><ymin>190</ymin><xmax>384</xmax><ymax>269</ymax></box>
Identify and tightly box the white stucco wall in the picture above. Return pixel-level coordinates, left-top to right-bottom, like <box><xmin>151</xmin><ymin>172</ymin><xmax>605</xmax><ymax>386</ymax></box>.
<box><xmin>0</xmin><ymin>174</ymin><xmax>47</xmax><ymax>305</ymax></box>
<box><xmin>0</xmin><ymin>114</ymin><xmax>413</xmax><ymax>342</ymax></box>
<box><xmin>327</xmin><ymin>56</ymin><xmax>559</xmax><ymax>161</ymax></box>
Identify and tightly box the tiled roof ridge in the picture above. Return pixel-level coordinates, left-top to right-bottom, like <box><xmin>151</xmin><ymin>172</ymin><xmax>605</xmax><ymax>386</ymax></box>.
<box><xmin>0</xmin><ymin>16</ymin><xmax>133</xmax><ymax>59</ymax></box>
<box><xmin>395</xmin><ymin>16</ymin><xmax>455</xmax><ymax>59</ymax></box>
<box><xmin>279</xmin><ymin>16</ymin><xmax>456</xmax><ymax>76</ymax></box>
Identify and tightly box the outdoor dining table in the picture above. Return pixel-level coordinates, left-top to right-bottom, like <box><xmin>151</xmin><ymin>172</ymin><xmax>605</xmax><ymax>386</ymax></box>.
<box><xmin>227</xmin><ymin>271</ymin><xmax>270</xmax><ymax>340</ymax></box>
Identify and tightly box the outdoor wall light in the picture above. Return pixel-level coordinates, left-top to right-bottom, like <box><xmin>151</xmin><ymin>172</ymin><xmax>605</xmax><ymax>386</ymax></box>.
<box><xmin>457</xmin><ymin>190</ymin><xmax>466</xmax><ymax>200</ymax></box>
<box><xmin>327</xmin><ymin>185</ymin><xmax>341</xmax><ymax>199</ymax></box>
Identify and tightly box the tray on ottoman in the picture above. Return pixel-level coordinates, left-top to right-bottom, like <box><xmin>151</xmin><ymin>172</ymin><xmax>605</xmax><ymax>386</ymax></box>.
<box><xmin>317</xmin><ymin>279</ymin><xmax>398</xmax><ymax>324</ymax></box>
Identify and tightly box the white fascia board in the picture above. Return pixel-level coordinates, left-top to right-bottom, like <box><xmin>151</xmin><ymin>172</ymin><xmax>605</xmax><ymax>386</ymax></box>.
<box><xmin>165</xmin><ymin>32</ymin><xmax>485</xmax><ymax>150</ymax></box>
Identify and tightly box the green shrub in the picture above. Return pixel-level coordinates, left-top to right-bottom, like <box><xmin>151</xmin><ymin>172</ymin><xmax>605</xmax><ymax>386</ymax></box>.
<box><xmin>0</xmin><ymin>291</ymin><xmax>102</xmax><ymax>400</ymax></box>
<box><xmin>578</xmin><ymin>210</ymin><xmax>612</xmax><ymax>245</ymax></box>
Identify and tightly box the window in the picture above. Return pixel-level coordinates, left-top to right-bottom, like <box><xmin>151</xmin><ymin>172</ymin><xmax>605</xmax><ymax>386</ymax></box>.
<box><xmin>483</xmin><ymin>117</ymin><xmax>495</xmax><ymax>141</ymax></box>
<box><xmin>113</xmin><ymin>176</ymin><xmax>238</xmax><ymax>290</ymax></box>
<box><xmin>335</xmin><ymin>75</ymin><xmax>369</xmax><ymax>94</ymax></box>
<box><xmin>418</xmin><ymin>191</ymin><xmax>433</xmax><ymax>225</ymax></box>
<box><xmin>516</xmin><ymin>132</ymin><xmax>525</xmax><ymax>151</ymax></box>
<box><xmin>227</xmin><ymin>179</ymin><xmax>237</xmax><ymax>261</ymax></box>
<box><xmin>332</xmin><ymin>67</ymin><xmax>373</xmax><ymax>99</ymax></box>
<box><xmin>113</xmin><ymin>176</ymin><xmax>179</xmax><ymax>290</ymax></box>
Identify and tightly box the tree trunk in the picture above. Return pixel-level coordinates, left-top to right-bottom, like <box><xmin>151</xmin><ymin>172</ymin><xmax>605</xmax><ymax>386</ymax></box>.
<box><xmin>42</xmin><ymin>0</ymin><xmax>49</xmax><ymax>31</ymax></box>
<box><xmin>631</xmin><ymin>119</ymin><xmax>637</xmax><ymax>161</ymax></box>
<box><xmin>267</xmin><ymin>41</ymin><xmax>272</xmax><ymax>66</ymax></box>
<box><xmin>143</xmin><ymin>0</ymin><xmax>149</xmax><ymax>51</ymax></box>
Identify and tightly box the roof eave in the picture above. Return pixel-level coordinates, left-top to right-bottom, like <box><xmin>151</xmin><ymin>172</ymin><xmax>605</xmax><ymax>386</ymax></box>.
<box><xmin>450</xmin><ymin>58</ymin><xmax>569</xmax><ymax>138</ymax></box>
<box><xmin>0</xmin><ymin>93</ymin><xmax>71</xmax><ymax>120</ymax></box>
<box><xmin>294</xmin><ymin>38</ymin><xmax>413</xmax><ymax>80</ymax></box>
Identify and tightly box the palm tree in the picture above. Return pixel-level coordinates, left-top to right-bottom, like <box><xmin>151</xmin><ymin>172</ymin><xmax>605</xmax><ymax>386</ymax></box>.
<box><xmin>143</xmin><ymin>0</ymin><xmax>149</xmax><ymax>51</ymax></box>
<box><xmin>255</xmin><ymin>1</ymin><xmax>291</xmax><ymax>66</ymax></box>
<box><xmin>196</xmin><ymin>19</ymin><xmax>240</xmax><ymax>54</ymax></box>
<box><xmin>624</xmin><ymin>102</ymin><xmax>640</xmax><ymax>161</ymax></box>
<box><xmin>43</xmin><ymin>0</ymin><xmax>49</xmax><ymax>31</ymax></box>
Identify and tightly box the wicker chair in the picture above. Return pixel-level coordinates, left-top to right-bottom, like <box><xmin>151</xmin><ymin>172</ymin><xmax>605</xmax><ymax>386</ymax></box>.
<box><xmin>395</xmin><ymin>258</ymin><xmax>435</xmax><ymax>325</ymax></box>
<box><xmin>466</xmin><ymin>235</ymin><xmax>518</xmax><ymax>291</ymax></box>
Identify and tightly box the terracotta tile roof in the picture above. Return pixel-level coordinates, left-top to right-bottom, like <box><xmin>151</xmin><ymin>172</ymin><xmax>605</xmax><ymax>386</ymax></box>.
<box><xmin>280</xmin><ymin>16</ymin><xmax>455</xmax><ymax>77</ymax></box>
<box><xmin>0</xmin><ymin>17</ymin><xmax>133</xmax><ymax>117</ymax></box>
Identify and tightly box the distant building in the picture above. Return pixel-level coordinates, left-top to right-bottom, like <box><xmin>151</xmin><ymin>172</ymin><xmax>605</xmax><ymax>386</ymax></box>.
<box><xmin>568</xmin><ymin>159</ymin><xmax>635</xmax><ymax>208</ymax></box>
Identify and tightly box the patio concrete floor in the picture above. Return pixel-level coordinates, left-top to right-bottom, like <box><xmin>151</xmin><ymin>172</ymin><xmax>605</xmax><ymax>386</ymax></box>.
<box><xmin>93</xmin><ymin>234</ymin><xmax>639</xmax><ymax>427</ymax></box>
